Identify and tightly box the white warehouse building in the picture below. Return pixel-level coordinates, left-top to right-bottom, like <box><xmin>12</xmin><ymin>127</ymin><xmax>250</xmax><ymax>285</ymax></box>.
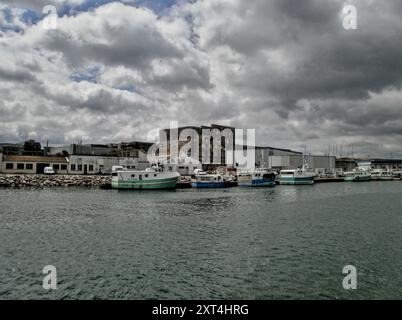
<box><xmin>68</xmin><ymin>155</ymin><xmax>150</xmax><ymax>175</ymax></box>
<box><xmin>266</xmin><ymin>155</ymin><xmax>336</xmax><ymax>174</ymax></box>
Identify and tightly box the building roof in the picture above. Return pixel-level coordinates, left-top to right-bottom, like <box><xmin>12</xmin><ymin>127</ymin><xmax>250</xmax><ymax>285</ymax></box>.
<box><xmin>358</xmin><ymin>159</ymin><xmax>402</xmax><ymax>164</ymax></box>
<box><xmin>3</xmin><ymin>155</ymin><xmax>68</xmax><ymax>163</ymax></box>
<box><xmin>255</xmin><ymin>146</ymin><xmax>302</xmax><ymax>154</ymax></box>
<box><xmin>119</xmin><ymin>141</ymin><xmax>153</xmax><ymax>148</ymax></box>
<box><xmin>336</xmin><ymin>158</ymin><xmax>357</xmax><ymax>162</ymax></box>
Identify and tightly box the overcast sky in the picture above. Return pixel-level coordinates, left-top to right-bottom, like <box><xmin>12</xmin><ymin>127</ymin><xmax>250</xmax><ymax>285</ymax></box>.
<box><xmin>1</xmin><ymin>0</ymin><xmax>402</xmax><ymax>157</ymax></box>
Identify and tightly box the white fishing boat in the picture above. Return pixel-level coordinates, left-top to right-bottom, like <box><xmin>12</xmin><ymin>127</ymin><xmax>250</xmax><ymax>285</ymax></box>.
<box><xmin>344</xmin><ymin>170</ymin><xmax>371</xmax><ymax>182</ymax></box>
<box><xmin>237</xmin><ymin>169</ymin><xmax>276</xmax><ymax>187</ymax></box>
<box><xmin>111</xmin><ymin>166</ymin><xmax>180</xmax><ymax>190</ymax></box>
<box><xmin>279</xmin><ymin>169</ymin><xmax>316</xmax><ymax>185</ymax></box>
<box><xmin>370</xmin><ymin>169</ymin><xmax>394</xmax><ymax>181</ymax></box>
<box><xmin>279</xmin><ymin>157</ymin><xmax>316</xmax><ymax>185</ymax></box>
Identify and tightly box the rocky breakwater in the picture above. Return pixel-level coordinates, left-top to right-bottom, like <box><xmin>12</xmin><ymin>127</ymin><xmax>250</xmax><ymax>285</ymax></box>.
<box><xmin>0</xmin><ymin>174</ymin><xmax>111</xmax><ymax>188</ymax></box>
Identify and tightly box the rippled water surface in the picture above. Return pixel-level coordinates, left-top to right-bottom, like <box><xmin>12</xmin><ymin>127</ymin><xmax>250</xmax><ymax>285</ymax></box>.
<box><xmin>1</xmin><ymin>182</ymin><xmax>402</xmax><ymax>299</ymax></box>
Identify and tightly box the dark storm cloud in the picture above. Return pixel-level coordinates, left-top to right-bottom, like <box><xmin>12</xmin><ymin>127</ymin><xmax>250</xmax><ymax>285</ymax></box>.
<box><xmin>36</xmin><ymin>83</ymin><xmax>151</xmax><ymax>115</ymax></box>
<box><xmin>0</xmin><ymin>65</ymin><xmax>36</xmax><ymax>82</ymax></box>
<box><xmin>207</xmin><ymin>0</ymin><xmax>402</xmax><ymax>109</ymax></box>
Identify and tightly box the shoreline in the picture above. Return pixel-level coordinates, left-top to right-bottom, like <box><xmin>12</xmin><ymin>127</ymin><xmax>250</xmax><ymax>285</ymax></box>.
<box><xmin>1</xmin><ymin>174</ymin><xmax>401</xmax><ymax>189</ymax></box>
<box><xmin>0</xmin><ymin>174</ymin><xmax>111</xmax><ymax>188</ymax></box>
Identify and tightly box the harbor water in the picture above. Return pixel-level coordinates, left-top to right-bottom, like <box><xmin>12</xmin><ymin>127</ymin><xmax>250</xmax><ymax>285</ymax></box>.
<box><xmin>1</xmin><ymin>181</ymin><xmax>402</xmax><ymax>299</ymax></box>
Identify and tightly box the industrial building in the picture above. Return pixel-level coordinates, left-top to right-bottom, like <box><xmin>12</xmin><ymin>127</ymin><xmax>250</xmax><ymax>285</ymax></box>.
<box><xmin>266</xmin><ymin>155</ymin><xmax>336</xmax><ymax>174</ymax></box>
<box><xmin>255</xmin><ymin>146</ymin><xmax>302</xmax><ymax>168</ymax></box>
<box><xmin>0</xmin><ymin>140</ymin><xmax>44</xmax><ymax>156</ymax></box>
<box><xmin>44</xmin><ymin>141</ymin><xmax>153</xmax><ymax>174</ymax></box>
<box><xmin>0</xmin><ymin>155</ymin><xmax>69</xmax><ymax>174</ymax></box>
<box><xmin>46</xmin><ymin>144</ymin><xmax>113</xmax><ymax>156</ymax></box>
<box><xmin>159</xmin><ymin>124</ymin><xmax>236</xmax><ymax>169</ymax></box>
<box><xmin>335</xmin><ymin>158</ymin><xmax>358</xmax><ymax>173</ymax></box>
<box><xmin>47</xmin><ymin>141</ymin><xmax>153</xmax><ymax>158</ymax></box>
<box><xmin>158</xmin><ymin>124</ymin><xmax>306</xmax><ymax>172</ymax></box>
<box><xmin>68</xmin><ymin>155</ymin><xmax>150</xmax><ymax>175</ymax></box>
<box><xmin>357</xmin><ymin>159</ymin><xmax>402</xmax><ymax>171</ymax></box>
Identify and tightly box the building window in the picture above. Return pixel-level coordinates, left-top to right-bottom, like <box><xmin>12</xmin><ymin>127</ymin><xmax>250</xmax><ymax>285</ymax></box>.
<box><xmin>78</xmin><ymin>165</ymin><xmax>83</xmax><ymax>171</ymax></box>
<box><xmin>71</xmin><ymin>164</ymin><xmax>76</xmax><ymax>171</ymax></box>
<box><xmin>26</xmin><ymin>163</ymin><xmax>33</xmax><ymax>170</ymax></box>
<box><xmin>89</xmin><ymin>165</ymin><xmax>94</xmax><ymax>171</ymax></box>
<box><xmin>61</xmin><ymin>165</ymin><xmax>67</xmax><ymax>170</ymax></box>
<box><xmin>53</xmin><ymin>164</ymin><xmax>60</xmax><ymax>170</ymax></box>
<box><xmin>6</xmin><ymin>163</ymin><xmax>14</xmax><ymax>170</ymax></box>
<box><xmin>17</xmin><ymin>163</ymin><xmax>24</xmax><ymax>170</ymax></box>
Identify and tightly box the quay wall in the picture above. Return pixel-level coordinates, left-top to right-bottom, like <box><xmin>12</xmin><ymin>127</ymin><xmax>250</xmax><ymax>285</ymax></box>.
<box><xmin>0</xmin><ymin>174</ymin><xmax>111</xmax><ymax>188</ymax></box>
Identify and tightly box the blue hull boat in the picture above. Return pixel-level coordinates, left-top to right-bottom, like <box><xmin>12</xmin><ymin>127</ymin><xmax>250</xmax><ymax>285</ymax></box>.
<box><xmin>237</xmin><ymin>170</ymin><xmax>276</xmax><ymax>187</ymax></box>
<box><xmin>191</xmin><ymin>181</ymin><xmax>228</xmax><ymax>188</ymax></box>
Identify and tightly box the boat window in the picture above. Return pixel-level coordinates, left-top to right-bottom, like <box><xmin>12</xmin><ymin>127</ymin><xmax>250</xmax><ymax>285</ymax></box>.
<box><xmin>112</xmin><ymin>173</ymin><xmax>117</xmax><ymax>177</ymax></box>
<box><xmin>154</xmin><ymin>174</ymin><xmax>157</xmax><ymax>177</ymax></box>
<box><xmin>145</xmin><ymin>174</ymin><xmax>148</xmax><ymax>178</ymax></box>
<box><xmin>131</xmin><ymin>174</ymin><xmax>135</xmax><ymax>178</ymax></box>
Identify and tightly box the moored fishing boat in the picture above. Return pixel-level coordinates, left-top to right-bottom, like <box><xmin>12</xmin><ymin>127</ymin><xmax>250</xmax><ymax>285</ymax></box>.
<box><xmin>344</xmin><ymin>170</ymin><xmax>371</xmax><ymax>182</ymax></box>
<box><xmin>237</xmin><ymin>169</ymin><xmax>276</xmax><ymax>187</ymax></box>
<box><xmin>279</xmin><ymin>169</ymin><xmax>316</xmax><ymax>185</ymax></box>
<box><xmin>370</xmin><ymin>169</ymin><xmax>394</xmax><ymax>181</ymax></box>
<box><xmin>111</xmin><ymin>166</ymin><xmax>180</xmax><ymax>190</ymax></box>
<box><xmin>279</xmin><ymin>157</ymin><xmax>316</xmax><ymax>185</ymax></box>
<box><xmin>191</xmin><ymin>169</ymin><xmax>231</xmax><ymax>188</ymax></box>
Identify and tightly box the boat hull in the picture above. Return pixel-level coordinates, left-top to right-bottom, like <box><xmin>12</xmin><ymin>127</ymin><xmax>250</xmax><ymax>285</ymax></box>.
<box><xmin>344</xmin><ymin>176</ymin><xmax>371</xmax><ymax>182</ymax></box>
<box><xmin>279</xmin><ymin>176</ymin><xmax>315</xmax><ymax>185</ymax></box>
<box><xmin>370</xmin><ymin>176</ymin><xmax>394</xmax><ymax>181</ymax></box>
<box><xmin>191</xmin><ymin>181</ymin><xmax>228</xmax><ymax>188</ymax></box>
<box><xmin>238</xmin><ymin>179</ymin><xmax>276</xmax><ymax>187</ymax></box>
<box><xmin>112</xmin><ymin>177</ymin><xmax>179</xmax><ymax>190</ymax></box>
